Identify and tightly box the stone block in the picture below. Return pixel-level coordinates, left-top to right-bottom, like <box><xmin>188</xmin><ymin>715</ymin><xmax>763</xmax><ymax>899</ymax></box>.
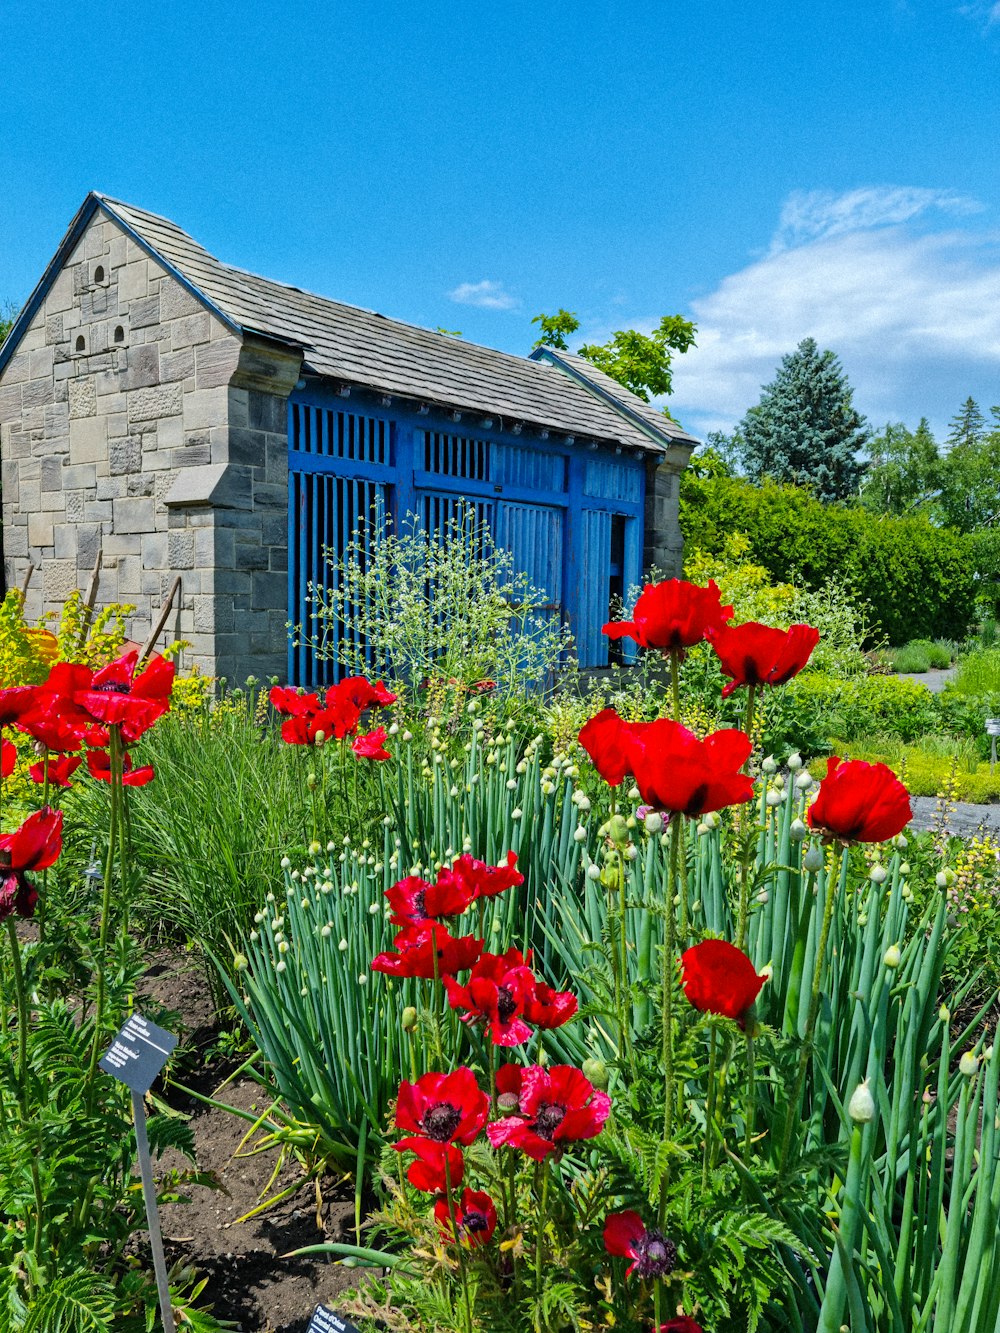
<box><xmin>119</xmin><ymin>259</ymin><xmax>148</xmax><ymax>303</ymax></box>
<box><xmin>112</xmin><ymin>497</ymin><xmax>155</xmax><ymax>534</ymax></box>
<box><xmin>121</xmin><ymin>343</ymin><xmax>160</xmax><ymax>391</ymax></box>
<box><xmin>227</xmin><ymin>426</ymin><xmax>265</xmax><ymax>466</ymax></box>
<box><xmin>97</xmin><ymin>477</ymin><xmax>127</xmax><ymax>501</ymax></box>
<box><xmin>235</xmin><ymin>540</ymin><xmax>268</xmax><ymax>571</ymax></box>
<box><xmin>252</xmin><ymin>482</ymin><xmax>285</xmax><ymax>508</ymax></box>
<box><xmin>69</xmin><ymin>378</ymin><xmax>97</xmax><ymax>418</ymax></box>
<box><xmin>182</xmin><ymin>387</ymin><xmax>228</xmax><ymax>433</ymax></box>
<box><xmin>40</xmin><ymin>457</ymin><xmax>63</xmax><ymax>492</ymax></box>
<box><xmin>248</xmin><ymin>391</ymin><xmax>285</xmax><ymax>434</ymax></box>
<box><xmin>63</xmin><ymin>463</ymin><xmax>97</xmax><ymax>490</ymax></box>
<box><xmin>160</xmin><ymin>347</ymin><xmax>195</xmax><ymax>383</ymax></box>
<box><xmin>28</xmin><ymin>513</ymin><xmax>55</xmax><ymax>548</ymax></box>
<box><xmin>45</xmin><ymin>314</ymin><xmax>64</xmax><ymax>344</ymax></box>
<box><xmin>43</xmin><ymin>559</ymin><xmax>78</xmax><ymax>602</ymax></box>
<box><xmin>156</xmin><ymin>414</ymin><xmax>184</xmax><ymax>449</ymax></box>
<box><xmin>75</xmin><ymin>524</ymin><xmax>102</xmax><ymax>571</ymax></box>
<box><xmin>109</xmin><ymin>435</ymin><xmax>142</xmax><ymax>476</ymax></box>
<box><xmin>129</xmin><ymin>294</ymin><xmax>160</xmax><ymax>329</ymax></box>
<box><xmin>169</xmin><ymin>312</ymin><xmax>211</xmax><ymax>349</ymax></box>
<box><xmin>0</xmin><ymin>383</ymin><xmax>22</xmax><ymax>425</ymax></box>
<box><xmin>171</xmin><ymin>442</ymin><xmax>211</xmax><ymax>468</ymax></box>
<box><xmin>28</xmin><ymin>347</ymin><xmax>55</xmax><ymax>380</ymax></box>
<box><xmin>128</xmin><ymin>384</ymin><xmax>183</xmax><ymax>423</ymax></box>
<box><xmin>141</xmin><ymin>531</ymin><xmax>168</xmax><ymax>569</ymax></box>
<box><xmin>126</xmin><ymin>472</ymin><xmax>155</xmax><ymax>497</ymax></box>
<box><xmin>21</xmin><ymin>377</ymin><xmax>53</xmax><ymax>411</ymax></box>
<box><xmin>69</xmin><ymin>414</ymin><xmax>107</xmax><ymax>464</ymax></box>
<box><xmin>168</xmin><ymin>531</ymin><xmax>195</xmax><ymax>569</ymax></box>
<box><xmin>251</xmin><ymin>570</ymin><xmax>286</xmax><ymax>611</ymax></box>
<box><xmin>84</xmin><ymin>500</ymin><xmax>113</xmax><ymax>522</ymax></box>
<box><xmin>4</xmin><ymin>525</ymin><xmax>29</xmax><ymax>558</ymax></box>
<box><xmin>45</xmin><ymin>269</ymin><xmax>73</xmax><ymax>314</ymax></box>
<box><xmin>160</xmin><ymin>281</ymin><xmax>203</xmax><ymax>322</ymax></box>
<box><xmin>64</xmin><ymin>492</ymin><xmax>86</xmax><ymax>523</ymax></box>
<box><xmin>195</xmin><ymin>340</ymin><xmax>239</xmax><ymax>389</ymax></box>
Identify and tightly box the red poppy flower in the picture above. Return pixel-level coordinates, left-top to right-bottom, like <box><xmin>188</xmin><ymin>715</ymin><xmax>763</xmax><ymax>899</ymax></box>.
<box><xmin>336</xmin><ymin>676</ymin><xmax>397</xmax><ymax>710</ymax></box>
<box><xmin>434</xmin><ymin>1189</ymin><xmax>497</xmax><ymax>1247</ymax></box>
<box><xmin>495</xmin><ymin>1062</ymin><xmax>524</xmax><ymax>1111</ymax></box>
<box><xmin>0</xmin><ymin>807</ymin><xmax>63</xmax><ymax>920</ymax></box>
<box><xmin>442</xmin><ymin>851</ymin><xmax>524</xmax><ymax>902</ymax></box>
<box><xmin>1</xmin><ymin>738</ymin><xmax>15</xmax><ymax>779</ymax></box>
<box><xmin>444</xmin><ymin>949</ymin><xmax>538</xmax><ymax>1046</ymax></box>
<box><xmin>393</xmin><ymin>1137</ymin><xmax>465</xmax><ymax>1193</ymax></box>
<box><xmin>86</xmin><ymin>748</ymin><xmax>155</xmax><ymax>787</ymax></box>
<box><xmin>680</xmin><ymin>939</ymin><xmax>766</xmax><ymax>1026</ymax></box>
<box><xmin>603</xmin><ymin>1210</ymin><xmax>677</xmax><ymax>1279</ymax></box>
<box><xmin>17</xmin><ymin>703</ymin><xmax>88</xmax><ymax>753</ymax></box>
<box><xmin>486</xmin><ymin>1064</ymin><xmax>611</xmax><ymax>1160</ymax></box>
<box><xmin>524</xmin><ymin>979</ymin><xmax>578</xmax><ymax>1030</ymax></box>
<box><xmin>604</xmin><ymin>578</ymin><xmax>733</xmax><ymax>653</ymax></box>
<box><xmin>371</xmin><ymin>922</ymin><xmax>484</xmax><ymax>979</ymax></box>
<box><xmin>469</xmin><ymin>679</ymin><xmax>497</xmax><ymax>695</ymax></box>
<box><xmin>395</xmin><ymin>1068</ymin><xmax>489</xmax><ymax>1145</ymax></box>
<box><xmin>708</xmin><ymin>621</ymin><xmax>820</xmax><ymax>697</ymax></box>
<box><xmin>352</xmin><ymin>726</ymin><xmax>391</xmax><ymax>761</ymax></box>
<box><xmin>269</xmin><ymin>686</ymin><xmax>322</xmax><ymax>717</ymax></box>
<box><xmin>627</xmin><ymin>719</ymin><xmax>754</xmax><ymax>817</ymax></box>
<box><xmin>0</xmin><ymin>686</ymin><xmax>39</xmax><ymax>728</ymax></box>
<box><xmin>29</xmin><ymin>754</ymin><xmax>82</xmax><ymax>788</ymax></box>
<box><xmin>659</xmin><ymin>1320</ymin><xmax>704</xmax><ymax>1333</ymax></box>
<box><xmin>73</xmin><ymin>651</ymin><xmax>174</xmax><ymax>742</ymax></box>
<box><xmin>578</xmin><ymin>708</ymin><xmax>637</xmax><ymax>787</ymax></box>
<box><xmin>807</xmin><ymin>756</ymin><xmax>911</xmax><ymax>844</ymax></box>
<box><xmin>385</xmin><ymin>874</ymin><xmax>475</xmax><ymax>927</ymax></box>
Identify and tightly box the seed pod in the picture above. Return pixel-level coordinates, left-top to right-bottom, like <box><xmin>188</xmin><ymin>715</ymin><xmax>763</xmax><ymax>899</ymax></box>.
<box><xmin>848</xmin><ymin>1079</ymin><xmax>875</xmax><ymax>1123</ymax></box>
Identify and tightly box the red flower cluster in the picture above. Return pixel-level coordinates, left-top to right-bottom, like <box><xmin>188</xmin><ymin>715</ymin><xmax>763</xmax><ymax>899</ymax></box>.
<box><xmin>433</xmin><ymin>1188</ymin><xmax>497</xmax><ymax>1247</ymax></box>
<box><xmin>680</xmin><ymin>939</ymin><xmax>767</xmax><ymax>1028</ymax></box>
<box><xmin>270</xmin><ymin>677</ymin><xmax>396</xmax><ymax>757</ymax></box>
<box><xmin>579</xmin><ymin>709</ymin><xmax>754</xmax><ymax>817</ymax></box>
<box><xmin>372</xmin><ymin>852</ymin><xmax>526</xmax><ymax>979</ymax></box>
<box><xmin>807</xmin><ymin>756</ymin><xmax>911</xmax><ymax>844</ymax></box>
<box><xmin>487</xmin><ymin>1063</ymin><xmax>611</xmax><ymax>1161</ymax></box>
<box><xmin>603</xmin><ymin>1210</ymin><xmax>677</xmax><ymax>1279</ymax></box>
<box><xmin>0</xmin><ymin>807</ymin><xmax>63</xmax><ymax>920</ymax></box>
<box><xmin>0</xmin><ymin>651</ymin><xmax>174</xmax><ymax>790</ymax></box>
<box><xmin>707</xmin><ymin>621</ymin><xmax>820</xmax><ymax>697</ymax></box>
<box><xmin>604</xmin><ymin>578</ymin><xmax>733</xmax><ymax>653</ymax></box>
<box><xmin>444</xmin><ymin>946</ymin><xmax>577</xmax><ymax>1046</ymax></box>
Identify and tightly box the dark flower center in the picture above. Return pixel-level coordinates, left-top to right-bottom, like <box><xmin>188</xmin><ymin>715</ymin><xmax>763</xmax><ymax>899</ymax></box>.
<box><xmin>633</xmin><ymin>1230</ymin><xmax>677</xmax><ymax>1279</ymax></box>
<box><xmin>412</xmin><ymin>889</ymin><xmax>427</xmax><ymax>919</ymax></box>
<box><xmin>94</xmin><ymin>681</ymin><xmax>131</xmax><ymax>695</ymax></box>
<box><xmin>423</xmin><ymin>1101</ymin><xmax>462</xmax><ymax>1142</ymax></box>
<box><xmin>532</xmin><ymin>1101</ymin><xmax>566</xmax><ymax>1140</ymax></box>
<box><xmin>463</xmin><ymin>1208</ymin><xmax>489</xmax><ymax>1234</ymax></box>
<box><xmin>496</xmin><ymin>986</ymin><xmax>518</xmax><ymax>1023</ymax></box>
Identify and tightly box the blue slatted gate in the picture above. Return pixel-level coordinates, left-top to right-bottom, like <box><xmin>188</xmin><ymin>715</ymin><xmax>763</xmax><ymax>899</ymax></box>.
<box><xmin>288</xmin><ymin>391</ymin><xmax>646</xmax><ymax>684</ymax></box>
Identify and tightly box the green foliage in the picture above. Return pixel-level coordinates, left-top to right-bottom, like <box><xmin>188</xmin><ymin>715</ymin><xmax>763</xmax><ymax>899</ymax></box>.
<box><xmin>833</xmin><ymin>738</ymin><xmax>1000</xmax><ymax>802</ymax></box>
<box><xmin>680</xmin><ymin>471</ymin><xmax>976</xmax><ymax>644</ymax></box>
<box><xmin>951</xmin><ymin>648</ymin><xmax>1000</xmax><ymax>695</ymax></box>
<box><xmin>530</xmin><ymin>308</ymin><xmax>579</xmax><ymax>350</ymax></box>
<box><xmin>0</xmin><ymin>299</ymin><xmax>17</xmax><ymax>346</ymax></box>
<box><xmin>577</xmin><ymin>313</ymin><xmax>697</xmax><ymax>402</ymax></box>
<box><xmin>888</xmin><ymin>638</ymin><xmax>952</xmax><ymax>672</ymax></box>
<box><xmin>860</xmin><ymin>417</ymin><xmax>941</xmax><ymax>516</ymax></box>
<box><xmin>732</xmin><ymin>337</ymin><xmax>869</xmax><ymax>502</ymax></box>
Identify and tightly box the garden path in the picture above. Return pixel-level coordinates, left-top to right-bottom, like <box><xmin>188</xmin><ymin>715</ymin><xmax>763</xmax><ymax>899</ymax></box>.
<box><xmin>894</xmin><ymin>668</ymin><xmax>956</xmax><ymax>692</ymax></box>
<box><xmin>910</xmin><ymin>795</ymin><xmax>1000</xmax><ymax>837</ymax></box>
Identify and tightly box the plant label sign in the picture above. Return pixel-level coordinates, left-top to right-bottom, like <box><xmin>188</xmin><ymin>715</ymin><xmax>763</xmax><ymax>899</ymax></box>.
<box><xmin>99</xmin><ymin>1012</ymin><xmax>177</xmax><ymax>1094</ymax></box>
<box><xmin>307</xmin><ymin>1306</ymin><xmax>360</xmax><ymax>1333</ymax></box>
<box><xmin>986</xmin><ymin>719</ymin><xmax>1000</xmax><ymax>737</ymax></box>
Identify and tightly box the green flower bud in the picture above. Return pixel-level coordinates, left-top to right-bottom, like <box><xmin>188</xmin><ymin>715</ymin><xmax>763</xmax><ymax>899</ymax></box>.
<box><xmin>960</xmin><ymin>1051</ymin><xmax>980</xmax><ymax>1077</ymax></box>
<box><xmin>803</xmin><ymin>845</ymin><xmax>824</xmax><ymax>872</ymax></box>
<box><xmin>402</xmin><ymin>1006</ymin><xmax>418</xmax><ymax>1033</ymax></box>
<box><xmin>608</xmin><ymin>813</ymin><xmax>630</xmax><ymax>846</ymax></box>
<box><xmin>883</xmin><ymin>944</ymin><xmax>901</xmax><ymax>969</ymax></box>
<box><xmin>848</xmin><ymin>1079</ymin><xmax>875</xmax><ymax>1124</ymax></box>
<box><xmin>582</xmin><ymin>1057</ymin><xmax>609</xmax><ymax>1089</ymax></box>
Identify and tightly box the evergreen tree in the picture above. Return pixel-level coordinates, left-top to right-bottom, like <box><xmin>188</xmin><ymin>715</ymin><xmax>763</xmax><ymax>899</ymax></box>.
<box><xmin>939</xmin><ymin>401</ymin><xmax>1000</xmax><ymax>531</ymax></box>
<box><xmin>946</xmin><ymin>396</ymin><xmax>987</xmax><ymax>450</ymax></box>
<box><xmin>736</xmin><ymin>337</ymin><xmax>869</xmax><ymax>502</ymax></box>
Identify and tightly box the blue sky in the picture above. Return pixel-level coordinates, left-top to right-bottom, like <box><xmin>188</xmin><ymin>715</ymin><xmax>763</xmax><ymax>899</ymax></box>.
<box><xmin>3</xmin><ymin>0</ymin><xmax>999</xmax><ymax>442</ymax></box>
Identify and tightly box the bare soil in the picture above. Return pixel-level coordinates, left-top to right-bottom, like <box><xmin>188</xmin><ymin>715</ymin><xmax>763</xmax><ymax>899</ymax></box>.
<box><xmin>141</xmin><ymin>950</ymin><xmax>366</xmax><ymax>1332</ymax></box>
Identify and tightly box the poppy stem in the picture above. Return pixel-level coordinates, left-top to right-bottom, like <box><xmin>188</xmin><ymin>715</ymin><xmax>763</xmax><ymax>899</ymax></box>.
<box><xmin>743</xmin><ymin>1026</ymin><xmax>756</xmax><ymax>1164</ymax></box>
<box><xmin>533</xmin><ymin>1159</ymin><xmax>550</xmax><ymax>1308</ymax></box>
<box><xmin>5</xmin><ymin>917</ymin><xmax>45</xmax><ymax>1289</ymax></box>
<box><xmin>654</xmin><ymin>1280</ymin><xmax>662</xmax><ymax>1330</ymax></box>
<box><xmin>702</xmin><ymin>1021</ymin><xmax>718</xmax><ymax>1190</ymax></box>
<box><xmin>669</xmin><ymin>650</ymin><xmax>681</xmax><ymax>724</ymax></box>
<box><xmin>86</xmin><ymin>728</ymin><xmax>121</xmax><ymax>1094</ymax></box>
<box><xmin>735</xmin><ymin>685</ymin><xmax>757</xmax><ymax>951</ymax></box>
<box><xmin>660</xmin><ymin>814</ymin><xmax>680</xmax><ymax>1215</ymax></box>
<box><xmin>443</xmin><ymin>1153</ymin><xmax>473</xmax><ymax>1333</ymax></box>
<box><xmin>778</xmin><ymin>841</ymin><xmax>845</xmax><ymax>1178</ymax></box>
<box><xmin>617</xmin><ymin>845</ymin><xmax>632</xmax><ymax>1062</ymax></box>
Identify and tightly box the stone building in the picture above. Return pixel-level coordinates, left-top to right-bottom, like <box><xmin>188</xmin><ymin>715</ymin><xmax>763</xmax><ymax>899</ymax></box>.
<box><xmin>0</xmin><ymin>193</ymin><xmax>696</xmax><ymax>684</ymax></box>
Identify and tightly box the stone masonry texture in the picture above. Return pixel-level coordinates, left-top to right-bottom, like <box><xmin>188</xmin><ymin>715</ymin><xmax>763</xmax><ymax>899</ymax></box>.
<box><xmin>0</xmin><ymin>211</ymin><xmax>299</xmax><ymax>683</ymax></box>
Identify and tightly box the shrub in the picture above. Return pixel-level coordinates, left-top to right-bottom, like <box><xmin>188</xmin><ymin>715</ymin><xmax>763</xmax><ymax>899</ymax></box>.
<box><xmin>952</xmin><ymin>649</ymin><xmax>1000</xmax><ymax>696</ymax></box>
<box><xmin>779</xmin><ymin>672</ymin><xmax>938</xmax><ymax>751</ymax></box>
<box><xmin>890</xmin><ymin>642</ymin><xmax>931</xmax><ymax>673</ymax></box>
<box><xmin>680</xmin><ymin>473</ymin><xmax>976</xmax><ymax>644</ymax></box>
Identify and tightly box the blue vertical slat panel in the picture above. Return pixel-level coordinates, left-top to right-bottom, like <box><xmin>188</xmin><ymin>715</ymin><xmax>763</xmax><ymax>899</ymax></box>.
<box><xmin>580</xmin><ymin>508</ymin><xmax>612</xmax><ymax>668</ymax></box>
<box><xmin>622</xmin><ymin>513</ymin><xmax>642</xmax><ymax>666</ymax></box>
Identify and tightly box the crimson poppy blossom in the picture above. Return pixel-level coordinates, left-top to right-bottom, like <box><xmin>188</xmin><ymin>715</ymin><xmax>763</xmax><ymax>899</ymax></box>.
<box><xmin>659</xmin><ymin>1320</ymin><xmax>704</xmax><ymax>1333</ymax></box>
<box><xmin>395</xmin><ymin>1068</ymin><xmax>489</xmax><ymax>1145</ymax></box>
<box><xmin>386</xmin><ymin>874</ymin><xmax>475</xmax><ymax>927</ymax></box>
<box><xmin>495</xmin><ymin>1062</ymin><xmax>524</xmax><ymax>1111</ymax></box>
<box><xmin>1</xmin><ymin>738</ymin><xmax>15</xmax><ymax>779</ymax></box>
<box><xmin>86</xmin><ymin>748</ymin><xmax>155</xmax><ymax>787</ymax></box>
<box><xmin>269</xmin><ymin>686</ymin><xmax>322</xmax><ymax>717</ymax></box>
<box><xmin>29</xmin><ymin>753</ymin><xmax>82</xmax><ymax>788</ymax></box>
<box><xmin>442</xmin><ymin>851</ymin><xmax>524</xmax><ymax>902</ymax></box>
<box><xmin>603</xmin><ymin>578</ymin><xmax>733</xmax><ymax>653</ymax></box>
<box><xmin>73</xmin><ymin>651</ymin><xmax>174</xmax><ymax>742</ymax></box>
<box><xmin>627</xmin><ymin>719</ymin><xmax>754</xmax><ymax>817</ymax></box>
<box><xmin>434</xmin><ymin>1188</ymin><xmax>498</xmax><ymax>1247</ymax></box>
<box><xmin>17</xmin><ymin>703</ymin><xmax>89</xmax><ymax>753</ymax></box>
<box><xmin>486</xmin><ymin>1064</ymin><xmax>611</xmax><ymax>1160</ymax></box>
<box><xmin>393</xmin><ymin>1137</ymin><xmax>465</xmax><ymax>1193</ymax></box>
<box><xmin>336</xmin><ymin>676</ymin><xmax>398</xmax><ymax>710</ymax></box>
<box><xmin>578</xmin><ymin>708</ymin><xmax>638</xmax><ymax>787</ymax></box>
<box><xmin>807</xmin><ymin>756</ymin><xmax>911</xmax><ymax>844</ymax></box>
<box><xmin>680</xmin><ymin>939</ymin><xmax>766</xmax><ymax>1026</ymax></box>
<box><xmin>444</xmin><ymin>949</ymin><xmax>539</xmax><ymax>1046</ymax></box>
<box><xmin>371</xmin><ymin>922</ymin><xmax>483</xmax><ymax>979</ymax></box>
<box><xmin>352</xmin><ymin>726</ymin><xmax>391</xmax><ymax>761</ymax></box>
<box><xmin>603</xmin><ymin>1210</ymin><xmax>677</xmax><ymax>1279</ymax></box>
<box><xmin>0</xmin><ymin>807</ymin><xmax>63</xmax><ymax>920</ymax></box>
<box><xmin>0</xmin><ymin>686</ymin><xmax>39</xmax><ymax>728</ymax></box>
<box><xmin>524</xmin><ymin>979</ymin><xmax>578</xmax><ymax>1030</ymax></box>
<box><xmin>708</xmin><ymin>621</ymin><xmax>820</xmax><ymax>697</ymax></box>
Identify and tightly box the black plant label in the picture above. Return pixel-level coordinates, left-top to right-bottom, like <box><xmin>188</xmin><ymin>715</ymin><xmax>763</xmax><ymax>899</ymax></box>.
<box><xmin>99</xmin><ymin>1012</ymin><xmax>177</xmax><ymax>1094</ymax></box>
<box><xmin>307</xmin><ymin>1306</ymin><xmax>361</xmax><ymax>1333</ymax></box>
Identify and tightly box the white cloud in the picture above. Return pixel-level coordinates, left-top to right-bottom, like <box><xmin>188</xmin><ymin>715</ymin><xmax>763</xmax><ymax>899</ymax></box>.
<box><xmin>447</xmin><ymin>279</ymin><xmax>519</xmax><ymax>310</ymax></box>
<box><xmin>665</xmin><ymin>188</ymin><xmax>1000</xmax><ymax>441</ymax></box>
<box><xmin>959</xmin><ymin>2</ymin><xmax>1000</xmax><ymax>29</ymax></box>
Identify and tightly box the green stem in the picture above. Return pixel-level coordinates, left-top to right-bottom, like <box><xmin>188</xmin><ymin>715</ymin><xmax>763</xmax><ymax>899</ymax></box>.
<box><xmin>660</xmin><ymin>815</ymin><xmax>680</xmax><ymax>1218</ymax></box>
<box><xmin>444</xmin><ymin>1152</ymin><xmax>473</xmax><ymax>1333</ymax></box>
<box><xmin>5</xmin><ymin>918</ymin><xmax>45</xmax><ymax>1289</ymax></box>
<box><xmin>669</xmin><ymin>650</ymin><xmax>681</xmax><ymax>723</ymax></box>
<box><xmin>654</xmin><ymin>1281</ymin><xmax>662</xmax><ymax>1330</ymax></box>
<box><xmin>702</xmin><ymin>1022</ymin><xmax>718</xmax><ymax>1190</ymax></box>
<box><xmin>743</xmin><ymin>1026</ymin><xmax>756</xmax><ymax>1163</ymax></box>
<box><xmin>86</xmin><ymin>728</ymin><xmax>122</xmax><ymax>1091</ymax></box>
<box><xmin>736</xmin><ymin>685</ymin><xmax>757</xmax><ymax>950</ymax></box>
<box><xmin>533</xmin><ymin>1161</ymin><xmax>550</xmax><ymax>1310</ymax></box>
<box><xmin>778</xmin><ymin>842</ymin><xmax>844</xmax><ymax>1178</ymax></box>
<box><xmin>617</xmin><ymin>845</ymin><xmax>632</xmax><ymax>1061</ymax></box>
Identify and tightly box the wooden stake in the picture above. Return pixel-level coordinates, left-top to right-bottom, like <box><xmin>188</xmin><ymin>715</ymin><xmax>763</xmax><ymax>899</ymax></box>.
<box><xmin>76</xmin><ymin>550</ymin><xmax>103</xmax><ymax>649</ymax></box>
<box><xmin>19</xmin><ymin>562</ymin><xmax>34</xmax><ymax>598</ymax></box>
<box><xmin>140</xmin><ymin>577</ymin><xmax>181</xmax><ymax>661</ymax></box>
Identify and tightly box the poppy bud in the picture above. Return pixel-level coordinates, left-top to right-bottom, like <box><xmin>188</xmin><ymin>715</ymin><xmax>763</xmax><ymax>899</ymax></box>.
<box><xmin>848</xmin><ymin>1079</ymin><xmax>875</xmax><ymax>1124</ymax></box>
<box><xmin>803</xmin><ymin>845</ymin><xmax>824</xmax><ymax>872</ymax></box>
<box><xmin>766</xmin><ymin>789</ymin><xmax>782</xmax><ymax>807</ymax></box>
<box><xmin>794</xmin><ymin>769</ymin><xmax>812</xmax><ymax>789</ymax></box>
<box><xmin>497</xmin><ymin>1091</ymin><xmax>520</xmax><ymax>1112</ymax></box>
<box><xmin>582</xmin><ymin>1057</ymin><xmax>608</xmax><ymax>1089</ymax></box>
<box><xmin>762</xmin><ymin>756</ymin><xmax>778</xmax><ymax>774</ymax></box>
<box><xmin>306</xmin><ymin>773</ymin><xmax>317</xmax><ymax>790</ymax></box>
<box><xmin>884</xmin><ymin>944</ymin><xmax>901</xmax><ymax>968</ymax></box>
<box><xmin>899</xmin><ymin>861</ymin><xmax>911</xmax><ymax>875</ymax></box>
<box><xmin>608</xmin><ymin>813</ymin><xmax>630</xmax><ymax>846</ymax></box>
<box><xmin>402</xmin><ymin>1005</ymin><xmax>418</xmax><ymax>1033</ymax></box>
<box><xmin>790</xmin><ymin>818</ymin><xmax>807</xmax><ymax>841</ymax></box>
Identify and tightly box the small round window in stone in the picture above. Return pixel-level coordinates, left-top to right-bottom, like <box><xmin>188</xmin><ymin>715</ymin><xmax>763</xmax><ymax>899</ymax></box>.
<box><xmin>114</xmin><ymin>325</ymin><xmax>125</xmax><ymax>344</ymax></box>
<box><xmin>94</xmin><ymin>265</ymin><xmax>105</xmax><ymax>284</ymax></box>
<box><xmin>75</xmin><ymin>335</ymin><xmax>86</xmax><ymax>353</ymax></box>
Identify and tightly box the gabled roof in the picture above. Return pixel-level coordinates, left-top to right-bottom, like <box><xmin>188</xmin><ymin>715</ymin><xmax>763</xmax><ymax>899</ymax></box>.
<box><xmin>1</xmin><ymin>192</ymin><xmax>699</xmax><ymax>455</ymax></box>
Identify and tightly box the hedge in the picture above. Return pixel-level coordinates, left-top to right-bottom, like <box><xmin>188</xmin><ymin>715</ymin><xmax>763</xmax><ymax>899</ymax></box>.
<box><xmin>679</xmin><ymin>474</ymin><xmax>975</xmax><ymax>644</ymax></box>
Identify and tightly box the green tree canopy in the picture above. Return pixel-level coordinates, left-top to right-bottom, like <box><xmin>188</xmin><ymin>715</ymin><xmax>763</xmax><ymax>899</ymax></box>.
<box><xmin>938</xmin><ymin>401</ymin><xmax>1000</xmax><ymax>531</ymax></box>
<box><xmin>0</xmin><ymin>301</ymin><xmax>17</xmax><ymax>346</ymax></box>
<box><xmin>860</xmin><ymin>418</ymin><xmax>941</xmax><ymax>517</ymax></box>
<box><xmin>531</xmin><ymin>309</ymin><xmax>696</xmax><ymax>403</ymax></box>
<box><xmin>734</xmin><ymin>337</ymin><xmax>869</xmax><ymax>503</ymax></box>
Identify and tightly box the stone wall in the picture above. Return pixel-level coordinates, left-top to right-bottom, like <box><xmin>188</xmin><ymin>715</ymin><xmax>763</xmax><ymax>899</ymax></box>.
<box><xmin>0</xmin><ymin>209</ymin><xmax>298</xmax><ymax>682</ymax></box>
<box><xmin>644</xmin><ymin>443</ymin><xmax>694</xmax><ymax>577</ymax></box>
